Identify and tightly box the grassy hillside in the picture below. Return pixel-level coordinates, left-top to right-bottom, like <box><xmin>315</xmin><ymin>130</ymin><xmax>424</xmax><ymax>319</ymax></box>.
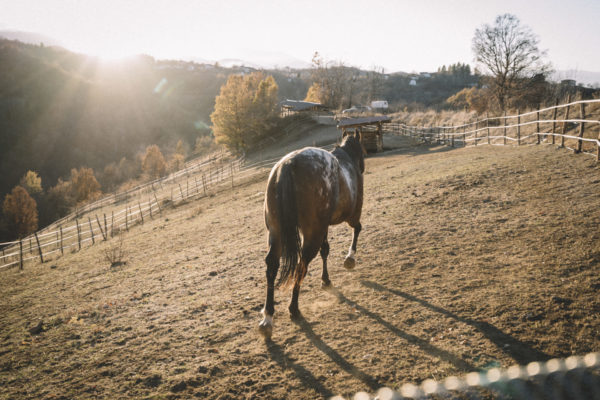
<box><xmin>1</xmin><ymin>137</ymin><xmax>599</xmax><ymax>399</ymax></box>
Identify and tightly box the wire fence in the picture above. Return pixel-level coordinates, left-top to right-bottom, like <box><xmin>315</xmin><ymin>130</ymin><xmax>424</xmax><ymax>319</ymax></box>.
<box><xmin>384</xmin><ymin>99</ymin><xmax>600</xmax><ymax>162</ymax></box>
<box><xmin>337</xmin><ymin>352</ymin><xmax>600</xmax><ymax>399</ymax></box>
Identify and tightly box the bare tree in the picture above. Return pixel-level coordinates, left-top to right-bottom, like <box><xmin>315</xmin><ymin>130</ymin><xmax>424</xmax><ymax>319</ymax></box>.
<box><xmin>472</xmin><ymin>14</ymin><xmax>551</xmax><ymax>110</ymax></box>
<box><xmin>308</xmin><ymin>52</ymin><xmax>354</xmax><ymax>110</ymax></box>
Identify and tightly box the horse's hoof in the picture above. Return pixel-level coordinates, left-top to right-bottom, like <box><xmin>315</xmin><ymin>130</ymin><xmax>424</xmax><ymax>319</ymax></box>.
<box><xmin>344</xmin><ymin>257</ymin><xmax>356</xmax><ymax>270</ymax></box>
<box><xmin>258</xmin><ymin>320</ymin><xmax>273</xmax><ymax>339</ymax></box>
<box><xmin>288</xmin><ymin>307</ymin><xmax>302</xmax><ymax>320</ymax></box>
<box><xmin>321</xmin><ymin>280</ymin><xmax>332</xmax><ymax>290</ymax></box>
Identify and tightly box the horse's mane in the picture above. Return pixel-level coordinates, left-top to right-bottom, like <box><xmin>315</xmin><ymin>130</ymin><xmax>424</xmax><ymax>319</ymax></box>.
<box><xmin>336</xmin><ymin>134</ymin><xmax>365</xmax><ymax>173</ymax></box>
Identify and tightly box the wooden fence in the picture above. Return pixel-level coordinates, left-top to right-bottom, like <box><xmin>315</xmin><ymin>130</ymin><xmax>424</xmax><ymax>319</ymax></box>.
<box><xmin>0</xmin><ymin>143</ymin><xmax>337</xmax><ymax>271</ymax></box>
<box><xmin>384</xmin><ymin>99</ymin><xmax>600</xmax><ymax>162</ymax></box>
<box><xmin>0</xmin><ymin>152</ymin><xmax>242</xmax><ymax>270</ymax></box>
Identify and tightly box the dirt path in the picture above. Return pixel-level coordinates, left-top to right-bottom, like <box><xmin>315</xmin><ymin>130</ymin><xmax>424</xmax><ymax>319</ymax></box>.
<box><xmin>1</xmin><ymin>142</ymin><xmax>599</xmax><ymax>399</ymax></box>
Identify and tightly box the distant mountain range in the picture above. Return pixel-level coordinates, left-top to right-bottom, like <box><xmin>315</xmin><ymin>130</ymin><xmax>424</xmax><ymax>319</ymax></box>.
<box><xmin>0</xmin><ymin>30</ymin><xmax>63</xmax><ymax>47</ymax></box>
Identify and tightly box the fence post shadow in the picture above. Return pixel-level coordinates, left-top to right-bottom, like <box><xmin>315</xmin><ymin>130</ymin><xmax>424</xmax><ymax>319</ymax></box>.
<box><xmin>324</xmin><ymin>286</ymin><xmax>474</xmax><ymax>373</ymax></box>
<box><xmin>264</xmin><ymin>337</ymin><xmax>334</xmax><ymax>398</ymax></box>
<box><xmin>292</xmin><ymin>315</ymin><xmax>381</xmax><ymax>392</ymax></box>
<box><xmin>360</xmin><ymin>280</ymin><xmax>553</xmax><ymax>365</ymax></box>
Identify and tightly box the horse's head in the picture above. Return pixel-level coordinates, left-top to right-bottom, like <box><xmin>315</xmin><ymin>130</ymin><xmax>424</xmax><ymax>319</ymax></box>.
<box><xmin>341</xmin><ymin>129</ymin><xmax>365</xmax><ymax>174</ymax></box>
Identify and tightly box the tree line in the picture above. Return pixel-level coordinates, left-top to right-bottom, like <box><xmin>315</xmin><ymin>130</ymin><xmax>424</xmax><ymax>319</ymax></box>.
<box><xmin>3</xmin><ymin>13</ymin><xmax>598</xmax><ymax>241</ymax></box>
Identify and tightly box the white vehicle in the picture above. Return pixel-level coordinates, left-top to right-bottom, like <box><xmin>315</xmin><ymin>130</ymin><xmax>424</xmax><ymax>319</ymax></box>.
<box><xmin>371</xmin><ymin>100</ymin><xmax>388</xmax><ymax>109</ymax></box>
<box><xmin>342</xmin><ymin>105</ymin><xmax>371</xmax><ymax>114</ymax></box>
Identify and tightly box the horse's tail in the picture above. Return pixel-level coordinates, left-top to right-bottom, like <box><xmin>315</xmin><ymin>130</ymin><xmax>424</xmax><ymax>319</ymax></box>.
<box><xmin>276</xmin><ymin>163</ymin><xmax>301</xmax><ymax>287</ymax></box>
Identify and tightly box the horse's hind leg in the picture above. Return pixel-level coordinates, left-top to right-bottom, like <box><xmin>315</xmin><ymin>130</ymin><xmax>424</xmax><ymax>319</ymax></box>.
<box><xmin>259</xmin><ymin>236</ymin><xmax>281</xmax><ymax>338</ymax></box>
<box><xmin>289</xmin><ymin>235</ymin><xmax>321</xmax><ymax>319</ymax></box>
<box><xmin>344</xmin><ymin>222</ymin><xmax>362</xmax><ymax>270</ymax></box>
<box><xmin>320</xmin><ymin>234</ymin><xmax>332</xmax><ymax>289</ymax></box>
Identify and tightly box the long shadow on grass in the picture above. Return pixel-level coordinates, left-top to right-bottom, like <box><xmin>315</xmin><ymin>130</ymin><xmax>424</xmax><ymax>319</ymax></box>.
<box><xmin>361</xmin><ymin>280</ymin><xmax>552</xmax><ymax>364</ymax></box>
<box><xmin>265</xmin><ymin>337</ymin><xmax>335</xmax><ymax>398</ymax></box>
<box><xmin>373</xmin><ymin>141</ymin><xmax>457</xmax><ymax>159</ymax></box>
<box><xmin>293</xmin><ymin>315</ymin><xmax>380</xmax><ymax>392</ymax></box>
<box><xmin>325</xmin><ymin>286</ymin><xmax>474</xmax><ymax>372</ymax></box>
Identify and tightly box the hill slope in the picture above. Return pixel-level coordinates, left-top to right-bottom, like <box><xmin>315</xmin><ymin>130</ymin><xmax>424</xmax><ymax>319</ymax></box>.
<box><xmin>1</xmin><ymin>141</ymin><xmax>599</xmax><ymax>399</ymax></box>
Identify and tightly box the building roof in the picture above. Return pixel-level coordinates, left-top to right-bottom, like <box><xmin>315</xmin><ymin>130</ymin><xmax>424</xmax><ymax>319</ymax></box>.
<box><xmin>337</xmin><ymin>116</ymin><xmax>391</xmax><ymax>129</ymax></box>
<box><xmin>280</xmin><ymin>100</ymin><xmax>326</xmax><ymax>111</ymax></box>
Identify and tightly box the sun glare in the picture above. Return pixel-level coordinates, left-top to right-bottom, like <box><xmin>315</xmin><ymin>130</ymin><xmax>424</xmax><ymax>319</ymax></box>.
<box><xmin>93</xmin><ymin>47</ymin><xmax>137</xmax><ymax>62</ymax></box>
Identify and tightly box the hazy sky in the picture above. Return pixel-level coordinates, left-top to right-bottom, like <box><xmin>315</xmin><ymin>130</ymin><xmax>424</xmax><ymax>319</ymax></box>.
<box><xmin>1</xmin><ymin>0</ymin><xmax>599</xmax><ymax>73</ymax></box>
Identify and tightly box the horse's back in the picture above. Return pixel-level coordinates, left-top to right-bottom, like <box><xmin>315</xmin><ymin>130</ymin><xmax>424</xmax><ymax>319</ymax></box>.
<box><xmin>265</xmin><ymin>147</ymin><xmax>339</xmax><ymax>233</ymax></box>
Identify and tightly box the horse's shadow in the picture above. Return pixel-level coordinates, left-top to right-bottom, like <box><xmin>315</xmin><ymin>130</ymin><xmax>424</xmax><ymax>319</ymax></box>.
<box><xmin>324</xmin><ymin>286</ymin><xmax>475</xmax><ymax>371</ymax></box>
<box><xmin>264</xmin><ymin>337</ymin><xmax>335</xmax><ymax>398</ymax></box>
<box><xmin>293</xmin><ymin>315</ymin><xmax>380</xmax><ymax>391</ymax></box>
<box><xmin>264</xmin><ymin>315</ymin><xmax>380</xmax><ymax>397</ymax></box>
<box><xmin>360</xmin><ymin>280</ymin><xmax>552</xmax><ymax>365</ymax></box>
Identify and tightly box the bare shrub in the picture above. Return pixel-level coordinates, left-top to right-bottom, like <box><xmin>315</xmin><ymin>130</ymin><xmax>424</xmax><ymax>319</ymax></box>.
<box><xmin>104</xmin><ymin>234</ymin><xmax>127</xmax><ymax>268</ymax></box>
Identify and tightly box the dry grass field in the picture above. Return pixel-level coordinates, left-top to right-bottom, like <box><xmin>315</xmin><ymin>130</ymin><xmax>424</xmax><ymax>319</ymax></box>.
<box><xmin>1</xmin><ymin>138</ymin><xmax>599</xmax><ymax>399</ymax></box>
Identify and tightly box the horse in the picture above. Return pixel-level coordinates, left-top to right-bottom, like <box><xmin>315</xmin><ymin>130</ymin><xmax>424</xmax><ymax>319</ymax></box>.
<box><xmin>258</xmin><ymin>130</ymin><xmax>365</xmax><ymax>337</ymax></box>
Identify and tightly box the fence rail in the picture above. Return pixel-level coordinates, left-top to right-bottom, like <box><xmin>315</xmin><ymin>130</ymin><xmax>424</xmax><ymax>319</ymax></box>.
<box><xmin>0</xmin><ymin>142</ymin><xmax>337</xmax><ymax>271</ymax></box>
<box><xmin>384</xmin><ymin>99</ymin><xmax>600</xmax><ymax>161</ymax></box>
<box><xmin>339</xmin><ymin>352</ymin><xmax>600</xmax><ymax>400</ymax></box>
<box><xmin>0</xmin><ymin>151</ymin><xmax>243</xmax><ymax>270</ymax></box>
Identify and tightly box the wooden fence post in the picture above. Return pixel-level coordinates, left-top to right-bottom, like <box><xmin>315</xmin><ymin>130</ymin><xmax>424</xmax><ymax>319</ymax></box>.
<box><xmin>535</xmin><ymin>105</ymin><xmax>542</xmax><ymax>144</ymax></box>
<box><xmin>576</xmin><ymin>102</ymin><xmax>586</xmax><ymax>153</ymax></box>
<box><xmin>153</xmin><ymin>192</ymin><xmax>162</xmax><ymax>213</ymax></box>
<box><xmin>34</xmin><ymin>232</ymin><xmax>44</xmax><ymax>263</ymax></box>
<box><xmin>104</xmin><ymin>214</ymin><xmax>108</xmax><ymax>238</ymax></box>
<box><xmin>19</xmin><ymin>239</ymin><xmax>23</xmax><ymax>270</ymax></box>
<box><xmin>202</xmin><ymin>174</ymin><xmax>207</xmax><ymax>196</ymax></box>
<box><xmin>503</xmin><ymin>110</ymin><xmax>507</xmax><ymax>146</ymax></box>
<box><xmin>486</xmin><ymin>112</ymin><xmax>490</xmax><ymax>145</ymax></box>
<box><xmin>474</xmin><ymin>119</ymin><xmax>478</xmax><ymax>146</ymax></box>
<box><xmin>125</xmin><ymin>205</ymin><xmax>129</xmax><ymax>231</ymax></box>
<box><xmin>451</xmin><ymin>125</ymin><xmax>455</xmax><ymax>147</ymax></box>
<box><xmin>76</xmin><ymin>219</ymin><xmax>81</xmax><ymax>250</ymax></box>
<box><xmin>149</xmin><ymin>197</ymin><xmax>153</xmax><ymax>219</ymax></box>
<box><xmin>517</xmin><ymin>110</ymin><xmax>521</xmax><ymax>146</ymax></box>
<box><xmin>551</xmin><ymin>99</ymin><xmax>558</xmax><ymax>145</ymax></box>
<box><xmin>88</xmin><ymin>217</ymin><xmax>95</xmax><ymax>245</ymax></box>
<box><xmin>561</xmin><ymin>94</ymin><xmax>572</xmax><ymax>148</ymax></box>
<box><xmin>56</xmin><ymin>230</ymin><xmax>59</xmax><ymax>252</ymax></box>
<box><xmin>111</xmin><ymin>211</ymin><xmax>115</xmax><ymax>237</ymax></box>
<box><xmin>178</xmin><ymin>183</ymin><xmax>184</xmax><ymax>200</ymax></box>
<box><xmin>96</xmin><ymin>215</ymin><xmax>107</xmax><ymax>240</ymax></box>
<box><xmin>138</xmin><ymin>202</ymin><xmax>144</xmax><ymax>224</ymax></box>
<box><xmin>195</xmin><ymin>177</ymin><xmax>199</xmax><ymax>194</ymax></box>
<box><xmin>59</xmin><ymin>226</ymin><xmax>64</xmax><ymax>256</ymax></box>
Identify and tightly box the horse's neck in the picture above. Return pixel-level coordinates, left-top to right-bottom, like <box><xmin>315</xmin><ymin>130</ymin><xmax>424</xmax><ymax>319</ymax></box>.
<box><xmin>334</xmin><ymin>146</ymin><xmax>358</xmax><ymax>171</ymax></box>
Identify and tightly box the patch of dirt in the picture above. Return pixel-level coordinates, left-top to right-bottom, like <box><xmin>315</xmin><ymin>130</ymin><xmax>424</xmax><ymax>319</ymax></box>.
<box><xmin>1</xmin><ymin>142</ymin><xmax>599</xmax><ymax>399</ymax></box>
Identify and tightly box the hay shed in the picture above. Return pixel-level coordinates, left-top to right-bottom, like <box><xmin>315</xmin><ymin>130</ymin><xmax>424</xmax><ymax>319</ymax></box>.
<box><xmin>336</xmin><ymin>116</ymin><xmax>391</xmax><ymax>153</ymax></box>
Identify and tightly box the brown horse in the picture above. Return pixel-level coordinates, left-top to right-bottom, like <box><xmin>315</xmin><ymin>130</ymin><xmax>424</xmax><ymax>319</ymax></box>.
<box><xmin>258</xmin><ymin>131</ymin><xmax>365</xmax><ymax>337</ymax></box>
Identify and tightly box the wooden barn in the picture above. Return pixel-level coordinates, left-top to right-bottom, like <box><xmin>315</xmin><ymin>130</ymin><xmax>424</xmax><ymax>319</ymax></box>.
<box><xmin>337</xmin><ymin>116</ymin><xmax>391</xmax><ymax>153</ymax></box>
